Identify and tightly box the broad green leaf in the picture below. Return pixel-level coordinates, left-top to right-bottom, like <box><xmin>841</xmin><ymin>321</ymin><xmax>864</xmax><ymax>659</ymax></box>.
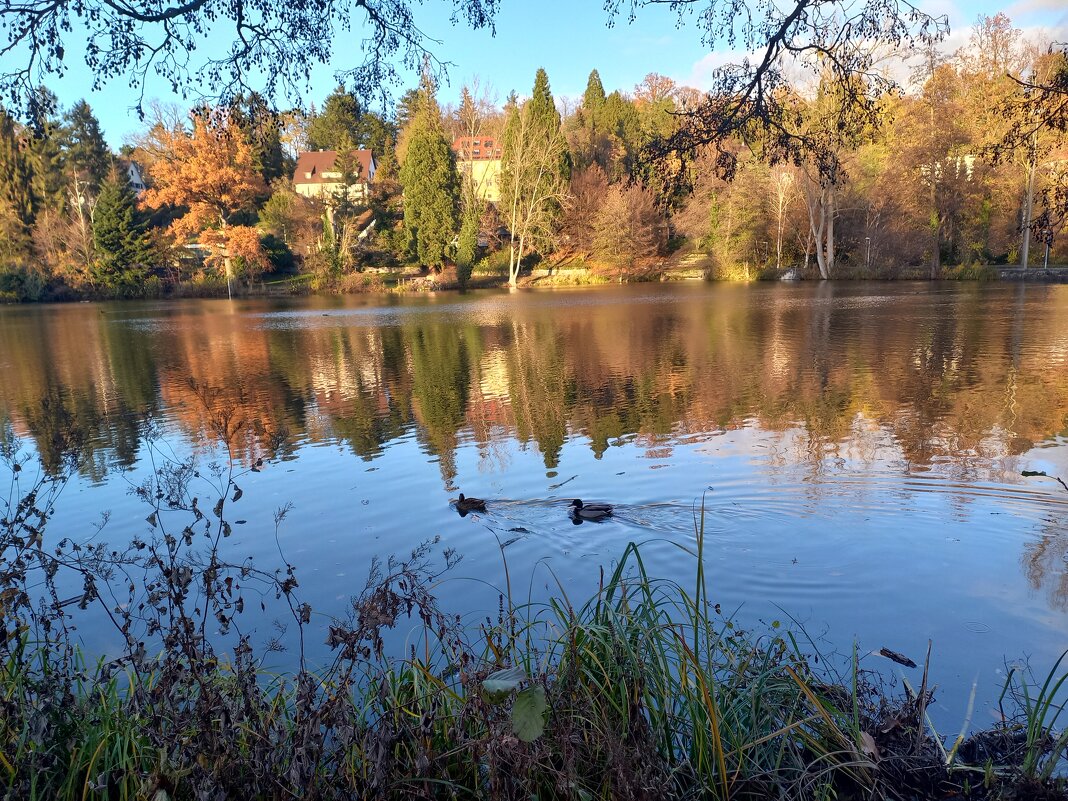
<box><xmin>511</xmin><ymin>685</ymin><xmax>547</xmax><ymax>742</ymax></box>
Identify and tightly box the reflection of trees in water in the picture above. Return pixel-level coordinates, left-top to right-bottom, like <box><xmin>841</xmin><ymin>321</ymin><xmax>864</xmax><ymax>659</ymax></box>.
<box><xmin>408</xmin><ymin>321</ymin><xmax>476</xmax><ymax>488</ymax></box>
<box><xmin>1</xmin><ymin>287</ymin><xmax>1067</xmax><ymax>486</ymax></box>
<box><xmin>1022</xmin><ymin>515</ymin><xmax>1068</xmax><ymax>611</ymax></box>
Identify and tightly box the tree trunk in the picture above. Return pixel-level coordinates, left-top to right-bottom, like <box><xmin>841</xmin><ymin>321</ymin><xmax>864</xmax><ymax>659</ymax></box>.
<box><xmin>824</xmin><ymin>186</ymin><xmax>835</xmax><ymax>278</ymax></box>
<box><xmin>1021</xmin><ymin>141</ymin><xmax>1036</xmax><ymax>268</ymax></box>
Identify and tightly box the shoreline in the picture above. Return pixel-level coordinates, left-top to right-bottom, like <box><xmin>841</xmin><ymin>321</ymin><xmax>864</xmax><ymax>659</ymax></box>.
<box><xmin>4</xmin><ymin>263</ymin><xmax>1068</xmax><ymax>304</ymax></box>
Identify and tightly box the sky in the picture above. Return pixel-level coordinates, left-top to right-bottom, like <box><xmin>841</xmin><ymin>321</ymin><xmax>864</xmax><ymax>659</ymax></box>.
<box><xmin>6</xmin><ymin>0</ymin><xmax>1067</xmax><ymax>148</ymax></box>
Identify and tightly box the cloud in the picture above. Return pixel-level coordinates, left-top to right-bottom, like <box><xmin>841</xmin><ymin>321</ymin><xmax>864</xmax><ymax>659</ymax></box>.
<box><xmin>678</xmin><ymin>49</ymin><xmax>757</xmax><ymax>91</ymax></box>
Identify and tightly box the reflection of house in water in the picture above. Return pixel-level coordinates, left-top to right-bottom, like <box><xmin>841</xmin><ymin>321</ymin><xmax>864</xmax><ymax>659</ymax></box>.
<box><xmin>452</xmin><ymin>136</ymin><xmax>502</xmax><ymax>203</ymax></box>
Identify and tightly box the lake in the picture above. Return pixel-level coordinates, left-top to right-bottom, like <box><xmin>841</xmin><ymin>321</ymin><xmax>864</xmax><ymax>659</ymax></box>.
<box><xmin>2</xmin><ymin>282</ymin><xmax>1067</xmax><ymax>725</ymax></box>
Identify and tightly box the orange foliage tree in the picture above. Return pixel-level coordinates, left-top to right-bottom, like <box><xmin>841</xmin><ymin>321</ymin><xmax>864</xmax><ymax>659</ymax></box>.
<box><xmin>141</xmin><ymin>109</ymin><xmax>268</xmax><ymax>283</ymax></box>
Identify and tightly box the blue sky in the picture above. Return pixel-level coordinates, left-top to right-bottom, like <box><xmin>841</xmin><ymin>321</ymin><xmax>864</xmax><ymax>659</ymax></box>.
<box><xmin>10</xmin><ymin>0</ymin><xmax>1067</xmax><ymax>147</ymax></box>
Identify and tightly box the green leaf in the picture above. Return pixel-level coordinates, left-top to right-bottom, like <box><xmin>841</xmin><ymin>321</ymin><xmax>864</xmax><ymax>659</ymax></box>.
<box><xmin>511</xmin><ymin>685</ymin><xmax>547</xmax><ymax>742</ymax></box>
<box><xmin>1022</xmin><ymin>470</ymin><xmax>1048</xmax><ymax>477</ymax></box>
<box><xmin>482</xmin><ymin>666</ymin><xmax>526</xmax><ymax>694</ymax></box>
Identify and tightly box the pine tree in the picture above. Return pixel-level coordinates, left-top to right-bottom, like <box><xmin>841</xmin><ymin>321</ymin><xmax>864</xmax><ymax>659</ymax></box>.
<box><xmin>582</xmin><ymin>69</ymin><xmax>607</xmax><ymax>125</ymax></box>
<box><xmin>27</xmin><ymin>87</ymin><xmax>65</xmax><ymax>213</ymax></box>
<box><xmin>92</xmin><ymin>169</ymin><xmax>151</xmax><ymax>291</ymax></box>
<box><xmin>398</xmin><ymin>75</ymin><xmax>459</xmax><ymax>271</ymax></box>
<box><xmin>527</xmin><ymin>68</ymin><xmax>570</xmax><ymax>184</ymax></box>
<box><xmin>0</xmin><ymin>110</ymin><xmax>35</xmax><ymax>223</ymax></box>
<box><xmin>61</xmin><ymin>100</ymin><xmax>110</xmax><ymax>190</ymax></box>
<box><xmin>307</xmin><ymin>87</ymin><xmax>362</xmax><ymax>151</ymax></box>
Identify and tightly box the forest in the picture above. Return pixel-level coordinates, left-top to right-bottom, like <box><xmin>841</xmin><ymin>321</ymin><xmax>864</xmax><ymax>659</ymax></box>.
<box><xmin>0</xmin><ymin>12</ymin><xmax>1065</xmax><ymax>301</ymax></box>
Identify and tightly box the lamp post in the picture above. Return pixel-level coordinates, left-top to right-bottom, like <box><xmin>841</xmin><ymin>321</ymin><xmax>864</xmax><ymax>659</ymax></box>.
<box><xmin>865</xmin><ymin>237</ymin><xmax>871</xmax><ymax>270</ymax></box>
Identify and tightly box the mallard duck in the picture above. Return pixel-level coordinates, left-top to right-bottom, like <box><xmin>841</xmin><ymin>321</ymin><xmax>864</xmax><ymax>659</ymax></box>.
<box><xmin>455</xmin><ymin>493</ymin><xmax>487</xmax><ymax>514</ymax></box>
<box><xmin>569</xmin><ymin>499</ymin><xmax>612</xmax><ymax>520</ymax></box>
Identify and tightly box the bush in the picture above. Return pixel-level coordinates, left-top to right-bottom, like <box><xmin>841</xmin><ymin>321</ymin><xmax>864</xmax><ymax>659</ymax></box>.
<box><xmin>944</xmin><ymin>261</ymin><xmax>1000</xmax><ymax>282</ymax></box>
<box><xmin>0</xmin><ymin>264</ymin><xmax>46</xmax><ymax>301</ymax></box>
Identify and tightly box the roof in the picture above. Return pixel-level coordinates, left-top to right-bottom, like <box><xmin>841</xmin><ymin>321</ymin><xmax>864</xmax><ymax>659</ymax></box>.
<box><xmin>452</xmin><ymin>136</ymin><xmax>502</xmax><ymax>161</ymax></box>
<box><xmin>293</xmin><ymin>149</ymin><xmax>375</xmax><ymax>185</ymax></box>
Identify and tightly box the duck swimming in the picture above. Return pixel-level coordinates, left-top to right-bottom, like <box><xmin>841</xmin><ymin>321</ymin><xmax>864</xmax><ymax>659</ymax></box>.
<box><xmin>569</xmin><ymin>499</ymin><xmax>613</xmax><ymax>520</ymax></box>
<box><xmin>455</xmin><ymin>493</ymin><xmax>487</xmax><ymax>514</ymax></box>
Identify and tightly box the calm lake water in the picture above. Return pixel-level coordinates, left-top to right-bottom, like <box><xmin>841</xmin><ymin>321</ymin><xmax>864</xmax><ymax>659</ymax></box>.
<box><xmin>2</xmin><ymin>282</ymin><xmax>1068</xmax><ymax>723</ymax></box>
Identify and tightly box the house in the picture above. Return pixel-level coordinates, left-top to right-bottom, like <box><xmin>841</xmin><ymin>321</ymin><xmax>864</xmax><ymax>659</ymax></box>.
<box><xmin>452</xmin><ymin>136</ymin><xmax>502</xmax><ymax>203</ymax></box>
<box><xmin>293</xmin><ymin>149</ymin><xmax>376</xmax><ymax>202</ymax></box>
<box><xmin>125</xmin><ymin>161</ymin><xmax>147</xmax><ymax>195</ymax></box>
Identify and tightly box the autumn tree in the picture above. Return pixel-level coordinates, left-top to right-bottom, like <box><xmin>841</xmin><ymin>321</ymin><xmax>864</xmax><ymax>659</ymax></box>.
<box><xmin>593</xmin><ymin>183</ymin><xmax>667</xmax><ymax>279</ymax></box>
<box><xmin>398</xmin><ymin>74</ymin><xmax>459</xmax><ymax>271</ymax></box>
<box><xmin>141</xmin><ymin>109</ymin><xmax>268</xmax><ymax>292</ymax></box>
<box><xmin>500</xmin><ymin>68</ymin><xmax>570</xmax><ymax>285</ymax></box>
<box><xmin>768</xmin><ymin>167</ymin><xmax>800</xmax><ymax>271</ymax></box>
<box><xmin>891</xmin><ymin>65</ymin><xmax>972</xmax><ymax>275</ymax></box>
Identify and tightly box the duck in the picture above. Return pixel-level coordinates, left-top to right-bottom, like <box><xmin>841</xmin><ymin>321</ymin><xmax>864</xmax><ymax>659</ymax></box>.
<box><xmin>455</xmin><ymin>493</ymin><xmax>487</xmax><ymax>514</ymax></box>
<box><xmin>569</xmin><ymin>499</ymin><xmax>613</xmax><ymax>520</ymax></box>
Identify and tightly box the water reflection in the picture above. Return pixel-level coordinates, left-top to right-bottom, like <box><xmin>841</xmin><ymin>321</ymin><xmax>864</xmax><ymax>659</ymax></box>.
<box><xmin>3</xmin><ymin>285</ymin><xmax>1065</xmax><ymax>481</ymax></box>
<box><xmin>1</xmin><ymin>283</ymin><xmax>1067</xmax><ymax>640</ymax></box>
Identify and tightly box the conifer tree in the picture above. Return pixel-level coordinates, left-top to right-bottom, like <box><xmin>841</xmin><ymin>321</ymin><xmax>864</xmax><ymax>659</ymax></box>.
<box><xmin>0</xmin><ymin>110</ymin><xmax>35</xmax><ymax>225</ymax></box>
<box><xmin>92</xmin><ymin>168</ymin><xmax>152</xmax><ymax>291</ymax></box>
<box><xmin>27</xmin><ymin>87</ymin><xmax>65</xmax><ymax>213</ymax></box>
<box><xmin>398</xmin><ymin>74</ymin><xmax>459</xmax><ymax>271</ymax></box>
<box><xmin>61</xmin><ymin>100</ymin><xmax>110</xmax><ymax>190</ymax></box>
<box><xmin>582</xmin><ymin>70</ymin><xmax>607</xmax><ymax>126</ymax></box>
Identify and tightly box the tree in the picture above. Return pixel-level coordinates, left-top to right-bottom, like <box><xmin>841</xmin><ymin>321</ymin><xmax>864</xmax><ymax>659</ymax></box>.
<box><xmin>892</xmin><ymin>65</ymin><xmax>971</xmax><ymax>275</ymax></box>
<box><xmin>0</xmin><ymin>109</ymin><xmax>35</xmax><ymax>260</ymax></box>
<box><xmin>398</xmin><ymin>74</ymin><xmax>459</xmax><ymax>271</ymax></box>
<box><xmin>27</xmin><ymin>87</ymin><xmax>64</xmax><ymax>214</ymax></box>
<box><xmin>593</xmin><ymin>184</ymin><xmax>667</xmax><ymax>280</ymax></box>
<box><xmin>0</xmin><ymin>0</ymin><xmax>500</xmax><ymax>118</ymax></box>
<box><xmin>768</xmin><ymin>167</ymin><xmax>799</xmax><ymax>271</ymax></box>
<box><xmin>141</xmin><ymin>108</ymin><xmax>268</xmax><ymax>292</ymax></box>
<box><xmin>622</xmin><ymin>0</ymin><xmax>949</xmax><ymax>190</ymax></box>
<box><xmin>305</xmin><ymin>87</ymin><xmax>394</xmax><ymax>157</ymax></box>
<box><xmin>92</xmin><ymin>168</ymin><xmax>152</xmax><ymax>292</ymax></box>
<box><xmin>230</xmin><ymin>93</ymin><xmax>288</xmax><ymax>185</ymax></box>
<box><xmin>60</xmin><ymin>100</ymin><xmax>110</xmax><ymax>190</ymax></box>
<box><xmin>499</xmin><ymin>68</ymin><xmax>570</xmax><ymax>286</ymax></box>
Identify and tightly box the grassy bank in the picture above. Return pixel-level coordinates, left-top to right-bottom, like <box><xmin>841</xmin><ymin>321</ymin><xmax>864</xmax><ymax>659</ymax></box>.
<box><xmin>2</xmin><ymin>439</ymin><xmax>1067</xmax><ymax>799</ymax></box>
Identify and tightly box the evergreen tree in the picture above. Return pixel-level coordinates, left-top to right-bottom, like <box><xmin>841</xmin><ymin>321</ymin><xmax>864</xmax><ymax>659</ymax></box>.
<box><xmin>455</xmin><ymin>201</ymin><xmax>480</xmax><ymax>286</ymax></box>
<box><xmin>27</xmin><ymin>87</ymin><xmax>65</xmax><ymax>213</ymax></box>
<box><xmin>582</xmin><ymin>69</ymin><xmax>607</xmax><ymax>125</ymax></box>
<box><xmin>0</xmin><ymin>110</ymin><xmax>35</xmax><ymax>225</ymax></box>
<box><xmin>307</xmin><ymin>88</ymin><xmax>363</xmax><ymax>151</ymax></box>
<box><xmin>399</xmin><ymin>75</ymin><xmax>459</xmax><ymax>271</ymax></box>
<box><xmin>529</xmin><ymin>68</ymin><xmax>570</xmax><ymax>183</ymax></box>
<box><xmin>92</xmin><ymin>168</ymin><xmax>152</xmax><ymax>291</ymax></box>
<box><xmin>61</xmin><ymin>100</ymin><xmax>110</xmax><ymax>190</ymax></box>
<box><xmin>230</xmin><ymin>93</ymin><xmax>288</xmax><ymax>184</ymax></box>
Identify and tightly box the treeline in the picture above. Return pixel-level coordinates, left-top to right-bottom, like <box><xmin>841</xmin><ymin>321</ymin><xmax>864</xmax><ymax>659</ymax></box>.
<box><xmin>0</xmin><ymin>12</ymin><xmax>1064</xmax><ymax>300</ymax></box>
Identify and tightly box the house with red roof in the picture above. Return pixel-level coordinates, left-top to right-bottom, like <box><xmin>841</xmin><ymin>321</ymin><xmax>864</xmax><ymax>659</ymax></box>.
<box><xmin>293</xmin><ymin>149</ymin><xmax>376</xmax><ymax>202</ymax></box>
